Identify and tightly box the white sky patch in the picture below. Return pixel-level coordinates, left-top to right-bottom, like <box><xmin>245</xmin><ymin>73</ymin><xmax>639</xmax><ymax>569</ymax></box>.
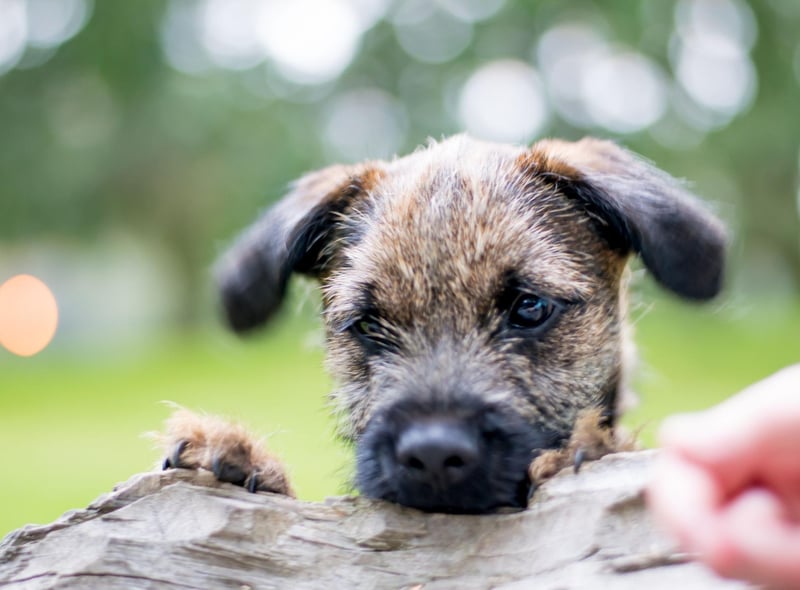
<box><xmin>582</xmin><ymin>49</ymin><xmax>668</xmax><ymax>134</ymax></box>
<box><xmin>458</xmin><ymin>60</ymin><xmax>549</xmax><ymax>144</ymax></box>
<box><xmin>324</xmin><ymin>88</ymin><xmax>407</xmax><ymax>162</ymax></box>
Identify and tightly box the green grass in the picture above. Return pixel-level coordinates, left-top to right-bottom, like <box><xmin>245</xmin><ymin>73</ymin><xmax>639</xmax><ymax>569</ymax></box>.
<box><xmin>625</xmin><ymin>295</ymin><xmax>800</xmax><ymax>445</ymax></box>
<box><xmin>0</xmin><ymin>310</ymin><xmax>350</xmax><ymax>537</ymax></box>
<box><xmin>0</xmin><ymin>294</ymin><xmax>797</xmax><ymax>537</ymax></box>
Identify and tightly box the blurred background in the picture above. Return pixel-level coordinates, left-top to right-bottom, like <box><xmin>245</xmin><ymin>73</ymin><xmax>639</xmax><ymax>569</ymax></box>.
<box><xmin>1</xmin><ymin>0</ymin><xmax>798</xmax><ymax>536</ymax></box>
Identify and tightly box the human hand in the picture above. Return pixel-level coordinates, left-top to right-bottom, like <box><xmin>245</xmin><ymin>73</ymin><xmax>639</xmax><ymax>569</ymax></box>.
<box><xmin>648</xmin><ymin>365</ymin><xmax>800</xmax><ymax>589</ymax></box>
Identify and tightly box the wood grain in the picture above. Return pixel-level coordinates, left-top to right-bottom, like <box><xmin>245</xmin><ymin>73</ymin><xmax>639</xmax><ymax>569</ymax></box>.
<box><xmin>0</xmin><ymin>451</ymin><xmax>752</xmax><ymax>589</ymax></box>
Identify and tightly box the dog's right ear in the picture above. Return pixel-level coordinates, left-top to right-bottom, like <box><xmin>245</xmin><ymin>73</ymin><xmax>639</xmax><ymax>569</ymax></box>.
<box><xmin>215</xmin><ymin>163</ymin><xmax>383</xmax><ymax>334</ymax></box>
<box><xmin>529</xmin><ymin>138</ymin><xmax>727</xmax><ymax>301</ymax></box>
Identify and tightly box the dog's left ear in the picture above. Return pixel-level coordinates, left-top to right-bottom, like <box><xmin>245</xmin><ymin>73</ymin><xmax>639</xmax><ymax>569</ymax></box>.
<box><xmin>215</xmin><ymin>162</ymin><xmax>384</xmax><ymax>334</ymax></box>
<box><xmin>531</xmin><ymin>138</ymin><xmax>727</xmax><ymax>300</ymax></box>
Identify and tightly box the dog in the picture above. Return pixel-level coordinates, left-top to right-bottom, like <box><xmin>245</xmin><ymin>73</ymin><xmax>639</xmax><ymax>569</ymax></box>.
<box><xmin>160</xmin><ymin>135</ymin><xmax>726</xmax><ymax>514</ymax></box>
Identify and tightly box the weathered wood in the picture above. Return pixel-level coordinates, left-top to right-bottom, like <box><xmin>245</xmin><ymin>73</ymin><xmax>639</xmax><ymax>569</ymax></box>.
<box><xmin>0</xmin><ymin>451</ymin><xmax>751</xmax><ymax>589</ymax></box>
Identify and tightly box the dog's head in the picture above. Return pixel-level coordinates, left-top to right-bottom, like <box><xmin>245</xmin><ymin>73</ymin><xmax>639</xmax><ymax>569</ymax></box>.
<box><xmin>216</xmin><ymin>136</ymin><xmax>726</xmax><ymax>513</ymax></box>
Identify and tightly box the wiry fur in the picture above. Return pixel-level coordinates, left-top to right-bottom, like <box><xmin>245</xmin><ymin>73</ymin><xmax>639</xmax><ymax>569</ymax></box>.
<box><xmin>527</xmin><ymin>407</ymin><xmax>638</xmax><ymax>491</ymax></box>
<box><xmin>322</xmin><ymin>138</ymin><xmax>631</xmax><ymax>441</ymax></box>
<box><xmin>161</xmin><ymin>135</ymin><xmax>726</xmax><ymax>513</ymax></box>
<box><xmin>159</xmin><ymin>408</ymin><xmax>294</xmax><ymax>497</ymax></box>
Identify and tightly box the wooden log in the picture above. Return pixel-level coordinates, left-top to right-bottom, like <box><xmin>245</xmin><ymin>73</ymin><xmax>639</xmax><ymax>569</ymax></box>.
<box><xmin>0</xmin><ymin>451</ymin><xmax>751</xmax><ymax>589</ymax></box>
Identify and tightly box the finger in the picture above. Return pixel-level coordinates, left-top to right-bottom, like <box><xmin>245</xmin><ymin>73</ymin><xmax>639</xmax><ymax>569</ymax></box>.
<box><xmin>710</xmin><ymin>488</ymin><xmax>800</xmax><ymax>589</ymax></box>
<box><xmin>658</xmin><ymin>413</ymin><xmax>755</xmax><ymax>493</ymax></box>
<box><xmin>773</xmin><ymin>476</ymin><xmax>800</xmax><ymax>522</ymax></box>
<box><xmin>659</xmin><ymin>365</ymin><xmax>800</xmax><ymax>492</ymax></box>
<box><xmin>647</xmin><ymin>452</ymin><xmax>724</xmax><ymax>554</ymax></box>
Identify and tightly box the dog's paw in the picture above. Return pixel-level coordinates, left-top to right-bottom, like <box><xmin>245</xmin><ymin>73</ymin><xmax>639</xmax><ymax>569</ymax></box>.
<box><xmin>528</xmin><ymin>408</ymin><xmax>636</xmax><ymax>497</ymax></box>
<box><xmin>159</xmin><ymin>408</ymin><xmax>295</xmax><ymax>497</ymax></box>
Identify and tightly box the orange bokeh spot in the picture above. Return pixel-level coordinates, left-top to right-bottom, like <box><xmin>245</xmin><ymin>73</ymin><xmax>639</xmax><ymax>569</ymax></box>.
<box><xmin>0</xmin><ymin>274</ymin><xmax>59</xmax><ymax>357</ymax></box>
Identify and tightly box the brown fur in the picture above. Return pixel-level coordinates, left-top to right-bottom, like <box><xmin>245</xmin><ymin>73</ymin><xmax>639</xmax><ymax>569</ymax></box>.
<box><xmin>318</xmin><ymin>138</ymin><xmax>633</xmax><ymax>440</ymax></box>
<box><xmin>528</xmin><ymin>407</ymin><xmax>637</xmax><ymax>490</ymax></box>
<box><xmin>159</xmin><ymin>408</ymin><xmax>293</xmax><ymax>497</ymax></box>
<box><xmin>161</xmin><ymin>135</ymin><xmax>725</xmax><ymax>511</ymax></box>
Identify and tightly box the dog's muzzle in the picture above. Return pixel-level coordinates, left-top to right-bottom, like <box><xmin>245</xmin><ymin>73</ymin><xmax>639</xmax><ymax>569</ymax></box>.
<box><xmin>355</xmin><ymin>398</ymin><xmax>562</xmax><ymax>514</ymax></box>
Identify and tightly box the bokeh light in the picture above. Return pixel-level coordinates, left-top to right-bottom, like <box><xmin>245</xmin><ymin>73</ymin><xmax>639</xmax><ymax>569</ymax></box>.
<box><xmin>0</xmin><ymin>274</ymin><xmax>59</xmax><ymax>357</ymax></box>
<box><xmin>393</xmin><ymin>4</ymin><xmax>473</xmax><ymax>64</ymax></box>
<box><xmin>324</xmin><ymin>88</ymin><xmax>407</xmax><ymax>162</ymax></box>
<box><xmin>159</xmin><ymin>0</ymin><xmax>387</xmax><ymax>84</ymax></box>
<box><xmin>160</xmin><ymin>0</ymin><xmax>213</xmax><ymax>75</ymax></box>
<box><xmin>25</xmin><ymin>0</ymin><xmax>91</xmax><ymax>48</ymax></box>
<box><xmin>0</xmin><ymin>0</ymin><xmax>91</xmax><ymax>75</ymax></box>
<box><xmin>536</xmin><ymin>22</ymin><xmax>668</xmax><ymax>135</ymax></box>
<box><xmin>439</xmin><ymin>0</ymin><xmax>505</xmax><ymax>23</ymax></box>
<box><xmin>536</xmin><ymin>22</ymin><xmax>609</xmax><ymax>128</ymax></box>
<box><xmin>458</xmin><ymin>59</ymin><xmax>548</xmax><ymax>144</ymax></box>
<box><xmin>582</xmin><ymin>49</ymin><xmax>668</xmax><ymax>134</ymax></box>
<box><xmin>255</xmin><ymin>0</ymin><xmax>363</xmax><ymax>85</ymax></box>
<box><xmin>671</xmin><ymin>0</ymin><xmax>757</xmax><ymax>127</ymax></box>
<box><xmin>199</xmin><ymin>0</ymin><xmax>264</xmax><ymax>71</ymax></box>
<box><xmin>0</xmin><ymin>0</ymin><xmax>28</xmax><ymax>75</ymax></box>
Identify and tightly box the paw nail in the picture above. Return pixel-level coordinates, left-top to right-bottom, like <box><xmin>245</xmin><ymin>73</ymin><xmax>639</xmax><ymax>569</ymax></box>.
<box><xmin>573</xmin><ymin>448</ymin><xmax>586</xmax><ymax>473</ymax></box>
<box><xmin>169</xmin><ymin>440</ymin><xmax>189</xmax><ymax>469</ymax></box>
<box><xmin>212</xmin><ymin>456</ymin><xmax>247</xmax><ymax>486</ymax></box>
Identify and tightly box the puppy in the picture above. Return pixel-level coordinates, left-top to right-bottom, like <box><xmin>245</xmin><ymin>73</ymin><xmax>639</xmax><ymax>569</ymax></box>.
<box><xmin>161</xmin><ymin>135</ymin><xmax>726</xmax><ymax>513</ymax></box>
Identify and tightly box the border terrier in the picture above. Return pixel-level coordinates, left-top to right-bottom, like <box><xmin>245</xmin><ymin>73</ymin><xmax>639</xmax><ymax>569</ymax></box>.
<box><xmin>160</xmin><ymin>135</ymin><xmax>726</xmax><ymax>514</ymax></box>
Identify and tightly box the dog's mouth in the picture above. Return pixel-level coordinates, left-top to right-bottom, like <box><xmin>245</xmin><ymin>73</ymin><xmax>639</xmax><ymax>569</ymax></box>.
<box><xmin>355</xmin><ymin>400</ymin><xmax>562</xmax><ymax>514</ymax></box>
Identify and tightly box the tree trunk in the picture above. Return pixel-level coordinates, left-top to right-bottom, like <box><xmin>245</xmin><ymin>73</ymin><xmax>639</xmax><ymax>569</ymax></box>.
<box><xmin>0</xmin><ymin>450</ymin><xmax>751</xmax><ymax>589</ymax></box>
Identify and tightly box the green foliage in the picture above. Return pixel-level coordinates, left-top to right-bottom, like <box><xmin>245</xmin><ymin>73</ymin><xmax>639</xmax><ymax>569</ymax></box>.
<box><xmin>1</xmin><ymin>0</ymin><xmax>798</xmax><ymax>316</ymax></box>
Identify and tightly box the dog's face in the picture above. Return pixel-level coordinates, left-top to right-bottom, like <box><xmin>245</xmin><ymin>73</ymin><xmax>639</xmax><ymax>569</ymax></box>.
<box><xmin>216</xmin><ymin>136</ymin><xmax>726</xmax><ymax>513</ymax></box>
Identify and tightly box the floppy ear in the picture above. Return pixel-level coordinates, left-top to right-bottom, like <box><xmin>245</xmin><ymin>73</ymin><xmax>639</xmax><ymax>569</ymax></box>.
<box><xmin>531</xmin><ymin>138</ymin><xmax>728</xmax><ymax>300</ymax></box>
<box><xmin>215</xmin><ymin>163</ymin><xmax>383</xmax><ymax>333</ymax></box>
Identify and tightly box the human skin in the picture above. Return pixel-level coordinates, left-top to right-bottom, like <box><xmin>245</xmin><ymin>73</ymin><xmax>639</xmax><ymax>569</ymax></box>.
<box><xmin>648</xmin><ymin>365</ymin><xmax>800</xmax><ymax>589</ymax></box>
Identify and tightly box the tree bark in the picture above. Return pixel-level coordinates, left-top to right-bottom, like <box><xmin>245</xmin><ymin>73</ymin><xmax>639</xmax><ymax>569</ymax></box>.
<box><xmin>0</xmin><ymin>451</ymin><xmax>751</xmax><ymax>589</ymax></box>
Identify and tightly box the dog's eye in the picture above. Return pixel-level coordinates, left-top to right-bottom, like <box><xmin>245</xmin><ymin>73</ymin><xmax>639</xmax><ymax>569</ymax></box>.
<box><xmin>349</xmin><ymin>315</ymin><xmax>395</xmax><ymax>352</ymax></box>
<box><xmin>353</xmin><ymin>317</ymin><xmax>383</xmax><ymax>340</ymax></box>
<box><xmin>508</xmin><ymin>295</ymin><xmax>558</xmax><ymax>330</ymax></box>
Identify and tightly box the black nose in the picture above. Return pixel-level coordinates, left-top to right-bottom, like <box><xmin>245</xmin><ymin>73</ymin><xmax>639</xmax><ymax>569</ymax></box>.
<box><xmin>395</xmin><ymin>420</ymin><xmax>480</xmax><ymax>486</ymax></box>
